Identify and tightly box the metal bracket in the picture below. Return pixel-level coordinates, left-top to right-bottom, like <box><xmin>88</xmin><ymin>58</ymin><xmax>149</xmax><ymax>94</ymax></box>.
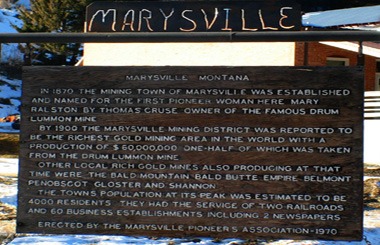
<box><xmin>357</xmin><ymin>41</ymin><xmax>365</xmax><ymax>66</ymax></box>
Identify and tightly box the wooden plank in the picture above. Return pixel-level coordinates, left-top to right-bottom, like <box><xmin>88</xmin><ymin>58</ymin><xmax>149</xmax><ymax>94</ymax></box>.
<box><xmin>18</xmin><ymin>66</ymin><xmax>363</xmax><ymax>240</ymax></box>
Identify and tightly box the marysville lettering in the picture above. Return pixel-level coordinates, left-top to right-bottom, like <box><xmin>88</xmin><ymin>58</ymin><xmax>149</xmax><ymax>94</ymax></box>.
<box><xmin>86</xmin><ymin>1</ymin><xmax>301</xmax><ymax>32</ymax></box>
<box><xmin>125</xmin><ymin>74</ymin><xmax>250</xmax><ymax>81</ymax></box>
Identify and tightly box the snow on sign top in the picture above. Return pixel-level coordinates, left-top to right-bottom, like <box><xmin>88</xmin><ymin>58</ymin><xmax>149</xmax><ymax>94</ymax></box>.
<box><xmin>303</xmin><ymin>5</ymin><xmax>380</xmax><ymax>28</ymax></box>
<box><xmin>85</xmin><ymin>0</ymin><xmax>301</xmax><ymax>32</ymax></box>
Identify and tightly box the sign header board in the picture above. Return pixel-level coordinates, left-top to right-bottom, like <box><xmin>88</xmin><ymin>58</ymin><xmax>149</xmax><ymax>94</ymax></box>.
<box><xmin>86</xmin><ymin>1</ymin><xmax>301</xmax><ymax>32</ymax></box>
<box><xmin>18</xmin><ymin>66</ymin><xmax>363</xmax><ymax>240</ymax></box>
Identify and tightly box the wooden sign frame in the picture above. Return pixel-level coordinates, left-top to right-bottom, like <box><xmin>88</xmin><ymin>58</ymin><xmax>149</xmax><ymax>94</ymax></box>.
<box><xmin>18</xmin><ymin>66</ymin><xmax>363</xmax><ymax>240</ymax></box>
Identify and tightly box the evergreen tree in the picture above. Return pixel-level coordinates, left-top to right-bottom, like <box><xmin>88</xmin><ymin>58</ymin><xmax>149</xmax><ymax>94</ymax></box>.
<box><xmin>17</xmin><ymin>0</ymin><xmax>92</xmax><ymax>65</ymax></box>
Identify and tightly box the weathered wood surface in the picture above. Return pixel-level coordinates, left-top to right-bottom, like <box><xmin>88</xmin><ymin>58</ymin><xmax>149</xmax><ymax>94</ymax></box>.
<box><xmin>18</xmin><ymin>66</ymin><xmax>363</xmax><ymax>240</ymax></box>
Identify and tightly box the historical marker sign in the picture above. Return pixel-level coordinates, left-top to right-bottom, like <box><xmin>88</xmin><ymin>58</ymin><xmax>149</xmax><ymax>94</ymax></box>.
<box><xmin>86</xmin><ymin>1</ymin><xmax>301</xmax><ymax>32</ymax></box>
<box><xmin>18</xmin><ymin>66</ymin><xmax>363</xmax><ymax>240</ymax></box>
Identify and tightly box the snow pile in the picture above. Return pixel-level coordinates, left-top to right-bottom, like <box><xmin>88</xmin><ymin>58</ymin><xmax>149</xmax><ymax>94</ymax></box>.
<box><xmin>0</xmin><ymin>9</ymin><xmax>19</xmax><ymax>33</ymax></box>
<box><xmin>0</xmin><ymin>2</ymin><xmax>24</xmax><ymax>64</ymax></box>
<box><xmin>0</xmin><ymin>74</ymin><xmax>21</xmax><ymax>132</ymax></box>
<box><xmin>0</xmin><ymin>181</ymin><xmax>17</xmax><ymax>206</ymax></box>
<box><xmin>15</xmin><ymin>0</ymin><xmax>30</xmax><ymax>9</ymax></box>
<box><xmin>0</xmin><ymin>157</ymin><xmax>18</xmax><ymax>177</ymax></box>
<box><xmin>0</xmin><ymin>75</ymin><xmax>21</xmax><ymax>116</ymax></box>
<box><xmin>364</xmin><ymin>120</ymin><xmax>380</xmax><ymax>164</ymax></box>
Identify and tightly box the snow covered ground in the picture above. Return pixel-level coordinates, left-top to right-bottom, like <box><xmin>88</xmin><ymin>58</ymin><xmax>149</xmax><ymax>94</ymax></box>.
<box><xmin>364</xmin><ymin>120</ymin><xmax>380</xmax><ymax>165</ymax></box>
<box><xmin>0</xmin><ymin>75</ymin><xmax>21</xmax><ymax>120</ymax></box>
<box><xmin>7</xmin><ymin>233</ymin><xmax>380</xmax><ymax>245</ymax></box>
<box><xmin>0</xmin><ymin>3</ymin><xmax>24</xmax><ymax>64</ymax></box>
